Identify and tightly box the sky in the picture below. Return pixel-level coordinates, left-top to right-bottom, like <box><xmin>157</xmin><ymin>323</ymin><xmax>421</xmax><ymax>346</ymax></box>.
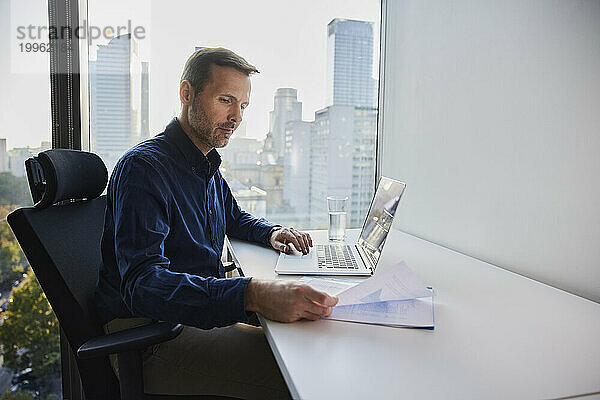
<box><xmin>0</xmin><ymin>0</ymin><xmax>52</xmax><ymax>149</ymax></box>
<box><xmin>0</xmin><ymin>0</ymin><xmax>380</xmax><ymax>148</ymax></box>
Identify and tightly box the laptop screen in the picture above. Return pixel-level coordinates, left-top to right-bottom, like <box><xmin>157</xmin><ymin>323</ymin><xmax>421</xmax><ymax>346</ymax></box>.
<box><xmin>357</xmin><ymin>177</ymin><xmax>406</xmax><ymax>269</ymax></box>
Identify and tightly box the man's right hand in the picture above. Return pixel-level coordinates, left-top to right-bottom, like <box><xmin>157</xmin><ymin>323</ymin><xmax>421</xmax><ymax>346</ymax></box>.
<box><xmin>244</xmin><ymin>279</ymin><xmax>338</xmax><ymax>323</ymax></box>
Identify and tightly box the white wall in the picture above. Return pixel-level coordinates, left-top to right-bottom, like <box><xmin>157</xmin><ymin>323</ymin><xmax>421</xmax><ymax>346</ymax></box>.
<box><xmin>380</xmin><ymin>0</ymin><xmax>600</xmax><ymax>302</ymax></box>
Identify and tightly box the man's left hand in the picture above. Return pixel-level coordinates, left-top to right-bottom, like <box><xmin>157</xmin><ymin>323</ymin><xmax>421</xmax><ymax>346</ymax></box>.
<box><xmin>269</xmin><ymin>227</ymin><xmax>313</xmax><ymax>255</ymax></box>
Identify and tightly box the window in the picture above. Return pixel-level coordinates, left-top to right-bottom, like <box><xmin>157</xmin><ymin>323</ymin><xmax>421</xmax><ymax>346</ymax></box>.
<box><xmin>84</xmin><ymin>0</ymin><xmax>381</xmax><ymax>232</ymax></box>
<box><xmin>3</xmin><ymin>1</ymin><xmax>382</xmax><ymax>397</ymax></box>
<box><xmin>0</xmin><ymin>0</ymin><xmax>61</xmax><ymax>398</ymax></box>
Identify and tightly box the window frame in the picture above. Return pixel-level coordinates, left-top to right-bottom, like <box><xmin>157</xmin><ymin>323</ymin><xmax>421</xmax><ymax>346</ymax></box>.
<box><xmin>49</xmin><ymin>0</ymin><xmax>83</xmax><ymax>151</ymax></box>
<box><xmin>48</xmin><ymin>1</ymin><xmax>87</xmax><ymax>397</ymax></box>
<box><xmin>375</xmin><ymin>0</ymin><xmax>388</xmax><ymax>190</ymax></box>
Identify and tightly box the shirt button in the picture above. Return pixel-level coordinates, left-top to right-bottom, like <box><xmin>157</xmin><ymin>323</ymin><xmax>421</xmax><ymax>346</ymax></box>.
<box><xmin>209</xmin><ymin>209</ymin><xmax>212</xmax><ymax>215</ymax></box>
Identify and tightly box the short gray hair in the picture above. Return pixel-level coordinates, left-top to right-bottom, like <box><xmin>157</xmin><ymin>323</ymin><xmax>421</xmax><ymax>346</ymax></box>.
<box><xmin>180</xmin><ymin>47</ymin><xmax>259</xmax><ymax>95</ymax></box>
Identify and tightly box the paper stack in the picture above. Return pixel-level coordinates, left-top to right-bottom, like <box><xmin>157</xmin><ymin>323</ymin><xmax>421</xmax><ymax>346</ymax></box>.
<box><xmin>300</xmin><ymin>261</ymin><xmax>434</xmax><ymax>329</ymax></box>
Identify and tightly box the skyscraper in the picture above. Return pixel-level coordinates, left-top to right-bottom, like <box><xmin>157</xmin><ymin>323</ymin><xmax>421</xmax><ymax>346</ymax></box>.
<box><xmin>308</xmin><ymin>106</ymin><xmax>377</xmax><ymax>228</ymax></box>
<box><xmin>91</xmin><ymin>34</ymin><xmax>142</xmax><ymax>173</ymax></box>
<box><xmin>326</xmin><ymin>18</ymin><xmax>376</xmax><ymax>108</ymax></box>
<box><xmin>251</xmin><ymin>88</ymin><xmax>303</xmax><ymax>219</ymax></box>
<box><xmin>308</xmin><ymin>18</ymin><xmax>378</xmax><ymax>228</ymax></box>
<box><xmin>283</xmin><ymin>120</ymin><xmax>312</xmax><ymax>226</ymax></box>
<box><xmin>267</xmin><ymin>88</ymin><xmax>302</xmax><ymax>161</ymax></box>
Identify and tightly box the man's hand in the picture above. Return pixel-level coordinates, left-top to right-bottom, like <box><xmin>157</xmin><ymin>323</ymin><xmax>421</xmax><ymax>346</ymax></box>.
<box><xmin>245</xmin><ymin>279</ymin><xmax>338</xmax><ymax>322</ymax></box>
<box><xmin>269</xmin><ymin>227</ymin><xmax>313</xmax><ymax>255</ymax></box>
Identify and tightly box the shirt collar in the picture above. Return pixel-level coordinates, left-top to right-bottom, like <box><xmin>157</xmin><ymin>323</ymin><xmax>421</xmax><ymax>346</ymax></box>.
<box><xmin>165</xmin><ymin>118</ymin><xmax>222</xmax><ymax>179</ymax></box>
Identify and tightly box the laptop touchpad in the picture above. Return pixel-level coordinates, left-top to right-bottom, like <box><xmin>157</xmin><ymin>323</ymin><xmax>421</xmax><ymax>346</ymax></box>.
<box><xmin>276</xmin><ymin>249</ymin><xmax>316</xmax><ymax>271</ymax></box>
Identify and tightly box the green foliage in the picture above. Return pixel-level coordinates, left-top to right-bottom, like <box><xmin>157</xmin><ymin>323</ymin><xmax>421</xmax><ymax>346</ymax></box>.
<box><xmin>0</xmin><ymin>170</ymin><xmax>57</xmax><ymax>396</ymax></box>
<box><xmin>0</xmin><ymin>173</ymin><xmax>31</xmax><ymax>207</ymax></box>
<box><xmin>0</xmin><ymin>270</ymin><xmax>60</xmax><ymax>378</ymax></box>
<box><xmin>0</xmin><ymin>220</ymin><xmax>27</xmax><ymax>288</ymax></box>
<box><xmin>0</xmin><ymin>205</ymin><xmax>19</xmax><ymax>221</ymax></box>
<box><xmin>0</xmin><ymin>390</ymin><xmax>35</xmax><ymax>400</ymax></box>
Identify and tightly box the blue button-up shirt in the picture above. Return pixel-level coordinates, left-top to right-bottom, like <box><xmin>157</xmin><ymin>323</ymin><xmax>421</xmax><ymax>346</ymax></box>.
<box><xmin>95</xmin><ymin>118</ymin><xmax>276</xmax><ymax>329</ymax></box>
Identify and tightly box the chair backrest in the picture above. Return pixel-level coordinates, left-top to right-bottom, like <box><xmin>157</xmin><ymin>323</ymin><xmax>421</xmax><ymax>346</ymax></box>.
<box><xmin>8</xmin><ymin>150</ymin><xmax>119</xmax><ymax>400</ymax></box>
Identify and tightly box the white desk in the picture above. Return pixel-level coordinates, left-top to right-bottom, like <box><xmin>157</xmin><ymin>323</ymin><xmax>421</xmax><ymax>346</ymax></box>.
<box><xmin>227</xmin><ymin>229</ymin><xmax>600</xmax><ymax>399</ymax></box>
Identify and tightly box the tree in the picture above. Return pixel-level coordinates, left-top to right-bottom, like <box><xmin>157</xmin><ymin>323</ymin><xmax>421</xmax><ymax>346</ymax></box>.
<box><xmin>0</xmin><ymin>205</ymin><xmax>19</xmax><ymax>221</ymax></box>
<box><xmin>0</xmin><ymin>220</ymin><xmax>26</xmax><ymax>289</ymax></box>
<box><xmin>0</xmin><ymin>391</ymin><xmax>35</xmax><ymax>400</ymax></box>
<box><xmin>0</xmin><ymin>174</ymin><xmax>31</xmax><ymax>288</ymax></box>
<box><xmin>0</xmin><ymin>270</ymin><xmax>60</xmax><ymax>379</ymax></box>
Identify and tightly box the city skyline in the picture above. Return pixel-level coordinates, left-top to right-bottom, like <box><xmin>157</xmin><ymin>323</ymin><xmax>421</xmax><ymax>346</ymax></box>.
<box><xmin>1</xmin><ymin>0</ymin><xmax>381</xmax><ymax>232</ymax></box>
<box><xmin>0</xmin><ymin>15</ymin><xmax>379</xmax><ymax>175</ymax></box>
<box><xmin>221</xmin><ymin>18</ymin><xmax>378</xmax><ymax>229</ymax></box>
<box><xmin>0</xmin><ymin>0</ymin><xmax>380</xmax><ymax>149</ymax></box>
<box><xmin>0</xmin><ymin>139</ymin><xmax>51</xmax><ymax>178</ymax></box>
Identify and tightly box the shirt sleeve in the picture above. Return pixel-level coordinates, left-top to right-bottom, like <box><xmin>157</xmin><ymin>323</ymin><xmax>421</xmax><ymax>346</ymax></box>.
<box><xmin>111</xmin><ymin>155</ymin><xmax>252</xmax><ymax>329</ymax></box>
<box><xmin>221</xmin><ymin>174</ymin><xmax>276</xmax><ymax>245</ymax></box>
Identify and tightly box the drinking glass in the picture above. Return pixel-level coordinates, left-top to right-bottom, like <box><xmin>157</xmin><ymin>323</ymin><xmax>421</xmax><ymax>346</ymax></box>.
<box><xmin>327</xmin><ymin>196</ymin><xmax>348</xmax><ymax>241</ymax></box>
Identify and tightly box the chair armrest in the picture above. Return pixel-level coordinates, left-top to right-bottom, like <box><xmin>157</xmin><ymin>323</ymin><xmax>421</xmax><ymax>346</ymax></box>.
<box><xmin>77</xmin><ymin>322</ymin><xmax>183</xmax><ymax>360</ymax></box>
<box><xmin>223</xmin><ymin>261</ymin><xmax>237</xmax><ymax>273</ymax></box>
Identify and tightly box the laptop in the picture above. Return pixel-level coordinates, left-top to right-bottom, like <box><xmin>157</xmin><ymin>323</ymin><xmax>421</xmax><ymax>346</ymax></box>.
<box><xmin>275</xmin><ymin>177</ymin><xmax>406</xmax><ymax>276</ymax></box>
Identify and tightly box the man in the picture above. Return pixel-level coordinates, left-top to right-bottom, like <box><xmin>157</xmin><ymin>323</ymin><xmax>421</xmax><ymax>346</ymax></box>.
<box><xmin>95</xmin><ymin>48</ymin><xmax>338</xmax><ymax>398</ymax></box>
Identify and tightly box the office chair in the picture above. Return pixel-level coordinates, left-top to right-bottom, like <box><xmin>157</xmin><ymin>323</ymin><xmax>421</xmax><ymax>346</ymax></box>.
<box><xmin>7</xmin><ymin>149</ymin><xmax>233</xmax><ymax>400</ymax></box>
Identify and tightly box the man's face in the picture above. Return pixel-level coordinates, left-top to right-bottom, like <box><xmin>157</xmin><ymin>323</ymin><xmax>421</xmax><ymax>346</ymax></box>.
<box><xmin>187</xmin><ymin>65</ymin><xmax>251</xmax><ymax>152</ymax></box>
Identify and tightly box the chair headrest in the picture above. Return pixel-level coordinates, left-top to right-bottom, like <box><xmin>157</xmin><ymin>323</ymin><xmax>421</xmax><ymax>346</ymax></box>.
<box><xmin>26</xmin><ymin>149</ymin><xmax>108</xmax><ymax>209</ymax></box>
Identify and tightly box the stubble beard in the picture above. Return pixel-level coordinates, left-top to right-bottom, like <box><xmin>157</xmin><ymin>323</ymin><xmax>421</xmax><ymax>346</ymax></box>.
<box><xmin>188</xmin><ymin>98</ymin><xmax>235</xmax><ymax>150</ymax></box>
<box><xmin>188</xmin><ymin>99</ymin><xmax>216</xmax><ymax>150</ymax></box>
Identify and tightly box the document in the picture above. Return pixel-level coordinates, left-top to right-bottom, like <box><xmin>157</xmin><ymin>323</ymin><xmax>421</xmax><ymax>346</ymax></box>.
<box><xmin>336</xmin><ymin>261</ymin><xmax>432</xmax><ymax>306</ymax></box>
<box><xmin>297</xmin><ymin>277</ymin><xmax>360</xmax><ymax>297</ymax></box>
<box><xmin>328</xmin><ymin>297</ymin><xmax>434</xmax><ymax>328</ymax></box>
<box><xmin>300</xmin><ymin>262</ymin><xmax>434</xmax><ymax>328</ymax></box>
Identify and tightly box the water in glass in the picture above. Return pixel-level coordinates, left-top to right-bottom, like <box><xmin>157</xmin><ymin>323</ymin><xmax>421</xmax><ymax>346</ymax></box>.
<box><xmin>328</xmin><ymin>211</ymin><xmax>347</xmax><ymax>241</ymax></box>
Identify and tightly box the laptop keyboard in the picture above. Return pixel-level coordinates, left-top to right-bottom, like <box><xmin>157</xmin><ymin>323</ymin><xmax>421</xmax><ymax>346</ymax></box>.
<box><xmin>316</xmin><ymin>244</ymin><xmax>359</xmax><ymax>269</ymax></box>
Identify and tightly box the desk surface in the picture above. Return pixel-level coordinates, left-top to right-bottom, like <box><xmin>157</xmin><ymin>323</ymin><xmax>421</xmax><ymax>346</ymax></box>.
<box><xmin>228</xmin><ymin>229</ymin><xmax>600</xmax><ymax>400</ymax></box>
